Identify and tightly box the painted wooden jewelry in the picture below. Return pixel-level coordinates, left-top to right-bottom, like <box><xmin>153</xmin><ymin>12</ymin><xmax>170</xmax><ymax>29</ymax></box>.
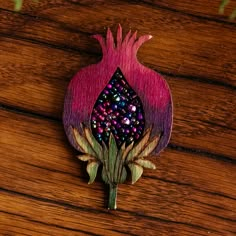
<box><xmin>63</xmin><ymin>25</ymin><xmax>173</xmax><ymax>209</ymax></box>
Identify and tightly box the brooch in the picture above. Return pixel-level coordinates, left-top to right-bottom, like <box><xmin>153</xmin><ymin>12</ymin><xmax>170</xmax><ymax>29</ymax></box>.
<box><xmin>63</xmin><ymin>25</ymin><xmax>173</xmax><ymax>209</ymax></box>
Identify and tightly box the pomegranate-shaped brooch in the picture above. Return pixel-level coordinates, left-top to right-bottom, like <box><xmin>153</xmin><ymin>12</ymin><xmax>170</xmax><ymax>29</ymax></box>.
<box><xmin>63</xmin><ymin>25</ymin><xmax>173</xmax><ymax>209</ymax></box>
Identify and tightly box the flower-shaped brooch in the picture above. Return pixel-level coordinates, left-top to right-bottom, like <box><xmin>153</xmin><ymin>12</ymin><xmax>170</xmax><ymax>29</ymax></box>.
<box><xmin>63</xmin><ymin>25</ymin><xmax>173</xmax><ymax>209</ymax></box>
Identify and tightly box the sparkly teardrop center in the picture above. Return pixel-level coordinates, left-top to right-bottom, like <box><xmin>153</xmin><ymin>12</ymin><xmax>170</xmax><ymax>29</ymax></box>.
<box><xmin>91</xmin><ymin>68</ymin><xmax>145</xmax><ymax>147</ymax></box>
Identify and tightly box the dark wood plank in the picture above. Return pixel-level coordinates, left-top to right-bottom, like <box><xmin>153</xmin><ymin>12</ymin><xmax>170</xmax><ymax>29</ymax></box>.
<box><xmin>2</xmin><ymin>0</ymin><xmax>236</xmax><ymax>23</ymax></box>
<box><xmin>0</xmin><ymin>1</ymin><xmax>235</xmax><ymax>87</ymax></box>
<box><xmin>0</xmin><ymin>109</ymin><xmax>235</xmax><ymax>235</ymax></box>
<box><xmin>0</xmin><ymin>190</ymin><xmax>212</xmax><ymax>236</ymax></box>
<box><xmin>142</xmin><ymin>0</ymin><xmax>236</xmax><ymax>23</ymax></box>
<box><xmin>0</xmin><ymin>211</ymin><xmax>89</xmax><ymax>236</ymax></box>
<box><xmin>0</xmin><ymin>37</ymin><xmax>235</xmax><ymax>158</ymax></box>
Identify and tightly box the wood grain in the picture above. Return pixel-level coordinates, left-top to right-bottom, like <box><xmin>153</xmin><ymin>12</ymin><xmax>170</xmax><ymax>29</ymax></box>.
<box><xmin>142</xmin><ymin>0</ymin><xmax>236</xmax><ymax>23</ymax></box>
<box><xmin>0</xmin><ymin>36</ymin><xmax>235</xmax><ymax>158</ymax></box>
<box><xmin>0</xmin><ymin>1</ymin><xmax>236</xmax><ymax>235</ymax></box>
<box><xmin>0</xmin><ymin>109</ymin><xmax>235</xmax><ymax>236</ymax></box>
<box><xmin>0</xmin><ymin>1</ymin><xmax>236</xmax><ymax>86</ymax></box>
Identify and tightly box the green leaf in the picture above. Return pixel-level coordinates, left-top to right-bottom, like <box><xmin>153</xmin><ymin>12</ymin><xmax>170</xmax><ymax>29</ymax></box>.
<box><xmin>101</xmin><ymin>142</ymin><xmax>110</xmax><ymax>183</ymax></box>
<box><xmin>108</xmin><ymin>133</ymin><xmax>118</xmax><ymax>182</ymax></box>
<box><xmin>72</xmin><ymin>126</ymin><xmax>96</xmax><ymax>156</ymax></box>
<box><xmin>77</xmin><ymin>155</ymin><xmax>95</xmax><ymax>162</ymax></box>
<box><xmin>102</xmin><ymin>166</ymin><xmax>109</xmax><ymax>184</ymax></box>
<box><xmin>126</xmin><ymin>128</ymin><xmax>152</xmax><ymax>162</ymax></box>
<box><xmin>84</xmin><ymin>126</ymin><xmax>103</xmax><ymax>160</ymax></box>
<box><xmin>114</xmin><ymin>142</ymin><xmax>125</xmax><ymax>183</ymax></box>
<box><xmin>229</xmin><ymin>9</ymin><xmax>236</xmax><ymax>20</ymax></box>
<box><xmin>102</xmin><ymin>141</ymin><xmax>109</xmax><ymax>165</ymax></box>
<box><xmin>120</xmin><ymin>142</ymin><xmax>126</xmax><ymax>152</ymax></box>
<box><xmin>122</xmin><ymin>142</ymin><xmax>134</xmax><ymax>160</ymax></box>
<box><xmin>219</xmin><ymin>0</ymin><xmax>230</xmax><ymax>14</ymax></box>
<box><xmin>138</xmin><ymin>135</ymin><xmax>160</xmax><ymax>158</ymax></box>
<box><xmin>119</xmin><ymin>166</ymin><xmax>127</xmax><ymax>184</ymax></box>
<box><xmin>128</xmin><ymin>163</ymin><xmax>143</xmax><ymax>184</ymax></box>
<box><xmin>135</xmin><ymin>159</ymin><xmax>156</xmax><ymax>169</ymax></box>
<box><xmin>14</xmin><ymin>0</ymin><xmax>23</xmax><ymax>11</ymax></box>
<box><xmin>86</xmin><ymin>161</ymin><xmax>99</xmax><ymax>184</ymax></box>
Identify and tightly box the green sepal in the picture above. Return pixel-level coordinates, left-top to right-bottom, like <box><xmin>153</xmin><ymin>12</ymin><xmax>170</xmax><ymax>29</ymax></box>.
<box><xmin>102</xmin><ymin>141</ymin><xmax>109</xmax><ymax>176</ymax></box>
<box><xmin>86</xmin><ymin>161</ymin><xmax>99</xmax><ymax>184</ymax></box>
<box><xmin>108</xmin><ymin>133</ymin><xmax>118</xmax><ymax>182</ymax></box>
<box><xmin>126</xmin><ymin>128</ymin><xmax>151</xmax><ymax>162</ymax></box>
<box><xmin>114</xmin><ymin>143</ymin><xmax>125</xmax><ymax>183</ymax></box>
<box><xmin>229</xmin><ymin>9</ymin><xmax>236</xmax><ymax>20</ymax></box>
<box><xmin>72</xmin><ymin>126</ymin><xmax>96</xmax><ymax>156</ymax></box>
<box><xmin>14</xmin><ymin>0</ymin><xmax>23</xmax><ymax>11</ymax></box>
<box><xmin>102</xmin><ymin>166</ymin><xmax>109</xmax><ymax>184</ymax></box>
<box><xmin>219</xmin><ymin>0</ymin><xmax>230</xmax><ymax>14</ymax></box>
<box><xmin>138</xmin><ymin>135</ymin><xmax>160</xmax><ymax>158</ymax></box>
<box><xmin>128</xmin><ymin>163</ymin><xmax>143</xmax><ymax>184</ymax></box>
<box><xmin>122</xmin><ymin>142</ymin><xmax>134</xmax><ymax>160</ymax></box>
<box><xmin>77</xmin><ymin>155</ymin><xmax>96</xmax><ymax>162</ymax></box>
<box><xmin>83</xmin><ymin>126</ymin><xmax>103</xmax><ymax>161</ymax></box>
<box><xmin>135</xmin><ymin>159</ymin><xmax>156</xmax><ymax>169</ymax></box>
<box><xmin>119</xmin><ymin>166</ymin><xmax>127</xmax><ymax>184</ymax></box>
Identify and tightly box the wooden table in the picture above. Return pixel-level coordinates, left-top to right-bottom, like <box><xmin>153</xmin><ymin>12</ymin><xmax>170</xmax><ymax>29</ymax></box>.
<box><xmin>0</xmin><ymin>1</ymin><xmax>235</xmax><ymax>235</ymax></box>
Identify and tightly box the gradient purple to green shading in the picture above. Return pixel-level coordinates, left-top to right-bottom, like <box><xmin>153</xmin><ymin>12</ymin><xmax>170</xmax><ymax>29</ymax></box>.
<box><xmin>63</xmin><ymin>25</ymin><xmax>173</xmax><ymax>154</ymax></box>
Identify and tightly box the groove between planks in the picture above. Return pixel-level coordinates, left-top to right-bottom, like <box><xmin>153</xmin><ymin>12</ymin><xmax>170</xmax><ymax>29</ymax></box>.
<box><xmin>0</xmin><ymin>22</ymin><xmax>235</xmax><ymax>90</ymax></box>
<box><xmin>137</xmin><ymin>0</ymin><xmax>236</xmax><ymax>26</ymax></box>
<box><xmin>1</xmin><ymin>103</ymin><xmax>235</xmax><ymax>164</ymax></box>
<box><xmin>0</xmin><ymin>187</ymin><xmax>221</xmax><ymax>234</ymax></box>
<box><xmin>0</xmin><ymin>2</ymin><xmax>235</xmax><ymax>87</ymax></box>
<box><xmin>2</xmin><ymin>0</ymin><xmax>236</xmax><ymax>26</ymax></box>
<box><xmin>1</xmin><ymin>108</ymin><xmax>236</xmax><ymax>205</ymax></box>
<box><xmin>0</xmin><ymin>210</ymin><xmax>98</xmax><ymax>236</ymax></box>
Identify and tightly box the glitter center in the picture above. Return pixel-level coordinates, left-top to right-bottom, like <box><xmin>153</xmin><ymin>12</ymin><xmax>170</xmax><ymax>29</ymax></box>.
<box><xmin>91</xmin><ymin>67</ymin><xmax>145</xmax><ymax>146</ymax></box>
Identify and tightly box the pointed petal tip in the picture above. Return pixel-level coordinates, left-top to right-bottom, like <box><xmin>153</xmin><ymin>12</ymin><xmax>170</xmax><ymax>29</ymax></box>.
<box><xmin>148</xmin><ymin>35</ymin><xmax>153</xmax><ymax>39</ymax></box>
<box><xmin>132</xmin><ymin>30</ymin><xmax>137</xmax><ymax>38</ymax></box>
<box><xmin>91</xmin><ymin>34</ymin><xmax>101</xmax><ymax>39</ymax></box>
<box><xmin>107</xmin><ymin>27</ymin><xmax>112</xmax><ymax>34</ymax></box>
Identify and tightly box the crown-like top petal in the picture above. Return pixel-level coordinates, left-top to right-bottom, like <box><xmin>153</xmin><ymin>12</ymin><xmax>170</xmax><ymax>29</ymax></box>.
<box><xmin>92</xmin><ymin>24</ymin><xmax>152</xmax><ymax>63</ymax></box>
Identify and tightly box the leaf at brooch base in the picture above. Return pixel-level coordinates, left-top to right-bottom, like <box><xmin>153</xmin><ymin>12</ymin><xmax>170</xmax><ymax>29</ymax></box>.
<box><xmin>102</xmin><ymin>166</ymin><xmax>109</xmax><ymax>184</ymax></box>
<box><xmin>83</xmin><ymin>126</ymin><xmax>103</xmax><ymax>161</ymax></box>
<box><xmin>138</xmin><ymin>135</ymin><xmax>161</xmax><ymax>158</ymax></box>
<box><xmin>128</xmin><ymin>163</ymin><xmax>143</xmax><ymax>184</ymax></box>
<box><xmin>114</xmin><ymin>143</ymin><xmax>124</xmax><ymax>182</ymax></box>
<box><xmin>108</xmin><ymin>133</ymin><xmax>118</xmax><ymax>182</ymax></box>
<box><xmin>134</xmin><ymin>159</ymin><xmax>156</xmax><ymax>169</ymax></box>
<box><xmin>102</xmin><ymin>141</ymin><xmax>109</xmax><ymax>176</ymax></box>
<box><xmin>118</xmin><ymin>166</ymin><xmax>127</xmax><ymax>184</ymax></box>
<box><xmin>77</xmin><ymin>155</ymin><xmax>96</xmax><ymax>162</ymax></box>
<box><xmin>86</xmin><ymin>161</ymin><xmax>100</xmax><ymax>184</ymax></box>
<box><xmin>72</xmin><ymin>126</ymin><xmax>96</xmax><ymax>156</ymax></box>
<box><xmin>126</xmin><ymin>128</ymin><xmax>152</xmax><ymax>162</ymax></box>
<box><xmin>121</xmin><ymin>142</ymin><xmax>134</xmax><ymax>160</ymax></box>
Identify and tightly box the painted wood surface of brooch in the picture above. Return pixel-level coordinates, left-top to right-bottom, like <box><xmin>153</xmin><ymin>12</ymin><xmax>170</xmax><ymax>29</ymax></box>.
<box><xmin>63</xmin><ymin>25</ymin><xmax>173</xmax><ymax>209</ymax></box>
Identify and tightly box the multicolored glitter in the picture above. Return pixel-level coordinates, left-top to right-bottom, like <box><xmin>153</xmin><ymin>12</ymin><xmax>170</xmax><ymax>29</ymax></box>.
<box><xmin>91</xmin><ymin>68</ymin><xmax>145</xmax><ymax>146</ymax></box>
